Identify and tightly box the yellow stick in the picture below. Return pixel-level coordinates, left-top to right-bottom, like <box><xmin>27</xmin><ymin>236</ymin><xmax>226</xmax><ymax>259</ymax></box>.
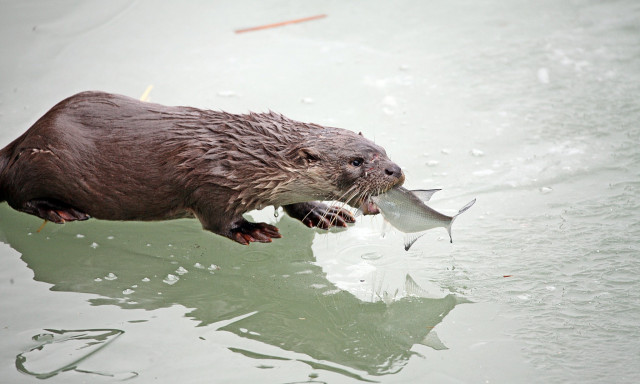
<box><xmin>140</xmin><ymin>85</ymin><xmax>154</xmax><ymax>102</ymax></box>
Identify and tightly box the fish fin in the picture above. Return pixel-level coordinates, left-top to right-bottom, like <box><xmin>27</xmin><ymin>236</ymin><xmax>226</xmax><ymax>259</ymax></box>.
<box><xmin>447</xmin><ymin>198</ymin><xmax>477</xmax><ymax>243</ymax></box>
<box><xmin>411</xmin><ymin>189</ymin><xmax>441</xmax><ymax>202</ymax></box>
<box><xmin>404</xmin><ymin>232</ymin><xmax>425</xmax><ymax>251</ymax></box>
<box><xmin>421</xmin><ymin>331</ymin><xmax>448</xmax><ymax>351</ymax></box>
<box><xmin>381</xmin><ymin>219</ymin><xmax>391</xmax><ymax>238</ymax></box>
<box><xmin>457</xmin><ymin>198</ymin><xmax>476</xmax><ymax>215</ymax></box>
<box><xmin>405</xmin><ymin>274</ymin><xmax>429</xmax><ymax>297</ymax></box>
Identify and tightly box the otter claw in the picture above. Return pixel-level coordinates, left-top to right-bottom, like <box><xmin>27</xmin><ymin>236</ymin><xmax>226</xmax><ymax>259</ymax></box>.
<box><xmin>328</xmin><ymin>206</ymin><xmax>356</xmax><ymax>224</ymax></box>
<box><xmin>305</xmin><ymin>206</ymin><xmax>355</xmax><ymax>230</ymax></box>
<box><xmin>283</xmin><ymin>202</ymin><xmax>355</xmax><ymax>230</ymax></box>
<box><xmin>230</xmin><ymin>222</ymin><xmax>281</xmax><ymax>245</ymax></box>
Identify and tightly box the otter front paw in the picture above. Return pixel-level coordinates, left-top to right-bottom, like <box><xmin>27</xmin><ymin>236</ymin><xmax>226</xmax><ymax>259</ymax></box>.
<box><xmin>284</xmin><ymin>202</ymin><xmax>355</xmax><ymax>230</ymax></box>
<box><xmin>230</xmin><ymin>221</ymin><xmax>282</xmax><ymax>245</ymax></box>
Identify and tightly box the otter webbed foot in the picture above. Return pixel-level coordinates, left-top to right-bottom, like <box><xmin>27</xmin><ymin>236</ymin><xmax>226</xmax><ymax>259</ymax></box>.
<box><xmin>284</xmin><ymin>202</ymin><xmax>355</xmax><ymax>230</ymax></box>
<box><xmin>229</xmin><ymin>220</ymin><xmax>282</xmax><ymax>245</ymax></box>
<box><xmin>21</xmin><ymin>199</ymin><xmax>90</xmax><ymax>223</ymax></box>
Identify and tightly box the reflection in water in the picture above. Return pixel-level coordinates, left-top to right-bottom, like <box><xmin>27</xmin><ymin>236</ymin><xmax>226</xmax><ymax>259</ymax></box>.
<box><xmin>1</xmin><ymin>204</ymin><xmax>465</xmax><ymax>378</ymax></box>
<box><xmin>15</xmin><ymin>328</ymin><xmax>134</xmax><ymax>380</ymax></box>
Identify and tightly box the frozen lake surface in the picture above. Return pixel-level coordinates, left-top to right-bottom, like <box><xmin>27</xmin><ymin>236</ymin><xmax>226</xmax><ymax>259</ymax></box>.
<box><xmin>1</xmin><ymin>1</ymin><xmax>639</xmax><ymax>383</ymax></box>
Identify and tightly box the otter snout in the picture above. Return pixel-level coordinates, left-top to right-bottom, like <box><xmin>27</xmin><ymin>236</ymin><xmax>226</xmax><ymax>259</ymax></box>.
<box><xmin>384</xmin><ymin>163</ymin><xmax>405</xmax><ymax>186</ymax></box>
<box><xmin>384</xmin><ymin>163</ymin><xmax>402</xmax><ymax>178</ymax></box>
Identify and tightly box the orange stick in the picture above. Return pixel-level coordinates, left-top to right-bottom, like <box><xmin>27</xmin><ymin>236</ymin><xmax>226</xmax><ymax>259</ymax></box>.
<box><xmin>36</xmin><ymin>220</ymin><xmax>48</xmax><ymax>233</ymax></box>
<box><xmin>235</xmin><ymin>14</ymin><xmax>327</xmax><ymax>34</ymax></box>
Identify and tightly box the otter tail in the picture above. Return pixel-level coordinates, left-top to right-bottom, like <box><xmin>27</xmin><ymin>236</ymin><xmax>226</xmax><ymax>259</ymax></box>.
<box><xmin>0</xmin><ymin>144</ymin><xmax>11</xmax><ymax>203</ymax></box>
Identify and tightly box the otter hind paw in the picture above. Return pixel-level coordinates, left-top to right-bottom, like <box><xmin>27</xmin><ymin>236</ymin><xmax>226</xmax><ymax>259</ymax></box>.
<box><xmin>230</xmin><ymin>221</ymin><xmax>282</xmax><ymax>245</ymax></box>
<box><xmin>22</xmin><ymin>199</ymin><xmax>90</xmax><ymax>223</ymax></box>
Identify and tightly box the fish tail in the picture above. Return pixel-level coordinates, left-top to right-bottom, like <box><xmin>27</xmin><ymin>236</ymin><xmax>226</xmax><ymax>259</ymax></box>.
<box><xmin>447</xmin><ymin>198</ymin><xmax>477</xmax><ymax>243</ymax></box>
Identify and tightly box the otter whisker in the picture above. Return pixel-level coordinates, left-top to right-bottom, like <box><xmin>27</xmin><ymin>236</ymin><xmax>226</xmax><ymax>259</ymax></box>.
<box><xmin>324</xmin><ymin>185</ymin><xmax>359</xmax><ymax>227</ymax></box>
<box><xmin>336</xmin><ymin>186</ymin><xmax>362</xmax><ymax>214</ymax></box>
<box><xmin>299</xmin><ymin>205</ymin><xmax>320</xmax><ymax>226</ymax></box>
<box><xmin>330</xmin><ymin>185</ymin><xmax>358</xmax><ymax>210</ymax></box>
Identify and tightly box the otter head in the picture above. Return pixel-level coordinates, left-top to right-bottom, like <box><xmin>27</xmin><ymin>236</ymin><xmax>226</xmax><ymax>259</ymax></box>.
<box><xmin>295</xmin><ymin>128</ymin><xmax>404</xmax><ymax>210</ymax></box>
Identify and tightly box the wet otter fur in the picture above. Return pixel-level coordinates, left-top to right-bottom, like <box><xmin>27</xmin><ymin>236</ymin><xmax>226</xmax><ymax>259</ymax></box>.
<box><xmin>0</xmin><ymin>91</ymin><xmax>404</xmax><ymax>245</ymax></box>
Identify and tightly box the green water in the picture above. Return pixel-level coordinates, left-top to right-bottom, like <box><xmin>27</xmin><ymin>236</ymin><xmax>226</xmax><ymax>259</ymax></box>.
<box><xmin>2</xmin><ymin>0</ymin><xmax>639</xmax><ymax>383</ymax></box>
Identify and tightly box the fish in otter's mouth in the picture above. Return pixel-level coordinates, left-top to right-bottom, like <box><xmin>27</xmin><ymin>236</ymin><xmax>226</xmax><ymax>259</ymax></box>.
<box><xmin>349</xmin><ymin>162</ymin><xmax>405</xmax><ymax>216</ymax></box>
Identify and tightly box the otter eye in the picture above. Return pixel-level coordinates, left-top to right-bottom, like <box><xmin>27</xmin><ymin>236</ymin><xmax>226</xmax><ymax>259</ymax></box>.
<box><xmin>350</xmin><ymin>158</ymin><xmax>364</xmax><ymax>167</ymax></box>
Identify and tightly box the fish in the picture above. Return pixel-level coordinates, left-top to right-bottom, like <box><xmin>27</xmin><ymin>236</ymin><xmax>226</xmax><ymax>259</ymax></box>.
<box><xmin>371</xmin><ymin>187</ymin><xmax>476</xmax><ymax>251</ymax></box>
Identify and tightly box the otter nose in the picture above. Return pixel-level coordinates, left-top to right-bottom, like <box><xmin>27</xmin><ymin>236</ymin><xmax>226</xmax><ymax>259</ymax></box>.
<box><xmin>384</xmin><ymin>164</ymin><xmax>403</xmax><ymax>179</ymax></box>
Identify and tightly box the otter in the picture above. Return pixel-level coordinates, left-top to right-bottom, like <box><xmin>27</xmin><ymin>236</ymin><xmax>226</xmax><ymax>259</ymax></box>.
<box><xmin>0</xmin><ymin>91</ymin><xmax>404</xmax><ymax>245</ymax></box>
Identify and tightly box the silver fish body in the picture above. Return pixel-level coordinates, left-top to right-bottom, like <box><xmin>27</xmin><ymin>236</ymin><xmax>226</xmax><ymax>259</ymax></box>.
<box><xmin>371</xmin><ymin>187</ymin><xmax>475</xmax><ymax>250</ymax></box>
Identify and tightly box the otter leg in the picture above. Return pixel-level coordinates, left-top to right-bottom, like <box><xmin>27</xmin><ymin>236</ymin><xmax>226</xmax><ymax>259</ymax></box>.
<box><xmin>283</xmin><ymin>202</ymin><xmax>355</xmax><ymax>230</ymax></box>
<box><xmin>20</xmin><ymin>199</ymin><xmax>90</xmax><ymax>223</ymax></box>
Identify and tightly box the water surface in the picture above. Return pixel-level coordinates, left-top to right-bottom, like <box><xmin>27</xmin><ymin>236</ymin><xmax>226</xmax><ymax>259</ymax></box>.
<box><xmin>1</xmin><ymin>1</ymin><xmax>639</xmax><ymax>383</ymax></box>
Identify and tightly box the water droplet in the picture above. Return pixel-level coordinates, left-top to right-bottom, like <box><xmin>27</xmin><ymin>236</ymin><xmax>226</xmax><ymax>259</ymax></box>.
<box><xmin>537</xmin><ymin>67</ymin><xmax>550</xmax><ymax>84</ymax></box>
<box><xmin>217</xmin><ymin>90</ymin><xmax>237</xmax><ymax>97</ymax></box>
<box><xmin>470</xmin><ymin>148</ymin><xmax>485</xmax><ymax>157</ymax></box>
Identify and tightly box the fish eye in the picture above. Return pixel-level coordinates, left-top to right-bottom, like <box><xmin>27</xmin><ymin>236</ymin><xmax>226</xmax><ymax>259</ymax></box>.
<box><xmin>350</xmin><ymin>158</ymin><xmax>364</xmax><ymax>167</ymax></box>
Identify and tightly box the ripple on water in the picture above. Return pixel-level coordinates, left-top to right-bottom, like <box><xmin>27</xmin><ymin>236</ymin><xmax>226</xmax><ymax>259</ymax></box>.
<box><xmin>360</xmin><ymin>251</ymin><xmax>383</xmax><ymax>260</ymax></box>
<box><xmin>337</xmin><ymin>241</ymin><xmax>410</xmax><ymax>266</ymax></box>
<box><xmin>240</xmin><ymin>249</ymin><xmax>271</xmax><ymax>263</ymax></box>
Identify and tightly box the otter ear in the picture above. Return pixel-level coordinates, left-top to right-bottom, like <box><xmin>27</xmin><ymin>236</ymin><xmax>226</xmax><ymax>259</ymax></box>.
<box><xmin>297</xmin><ymin>147</ymin><xmax>321</xmax><ymax>164</ymax></box>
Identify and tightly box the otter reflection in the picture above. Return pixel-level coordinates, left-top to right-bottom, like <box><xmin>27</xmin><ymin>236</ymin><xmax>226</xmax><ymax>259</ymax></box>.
<box><xmin>0</xmin><ymin>204</ymin><xmax>464</xmax><ymax>377</ymax></box>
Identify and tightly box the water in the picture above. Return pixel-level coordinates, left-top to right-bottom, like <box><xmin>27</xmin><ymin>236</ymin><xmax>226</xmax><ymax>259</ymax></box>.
<box><xmin>1</xmin><ymin>0</ymin><xmax>639</xmax><ymax>383</ymax></box>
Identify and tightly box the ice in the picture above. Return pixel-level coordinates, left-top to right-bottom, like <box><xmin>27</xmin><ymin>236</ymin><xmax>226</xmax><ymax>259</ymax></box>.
<box><xmin>162</xmin><ymin>274</ymin><xmax>179</xmax><ymax>285</ymax></box>
<box><xmin>104</xmin><ymin>273</ymin><xmax>117</xmax><ymax>281</ymax></box>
